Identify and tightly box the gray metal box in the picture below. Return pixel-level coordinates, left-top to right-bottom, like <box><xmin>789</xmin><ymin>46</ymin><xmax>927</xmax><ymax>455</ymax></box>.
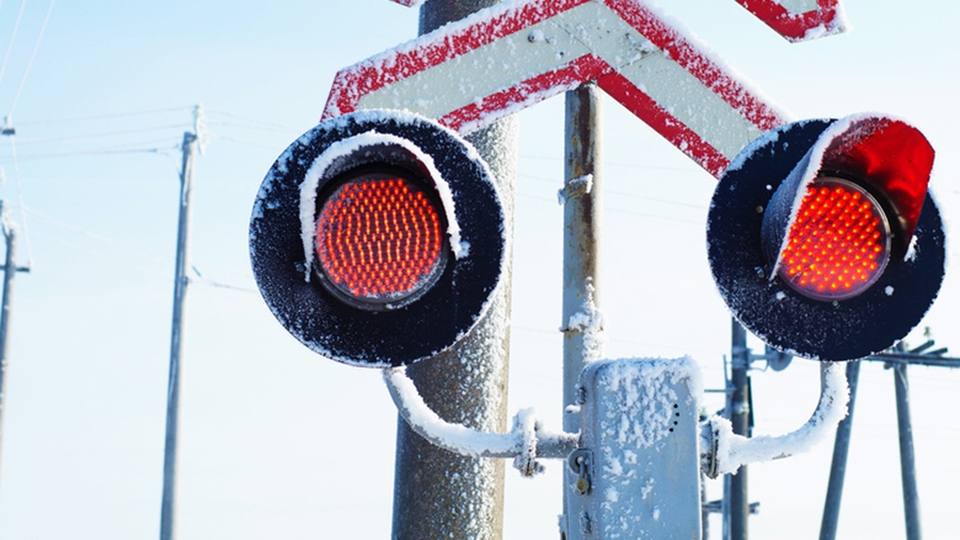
<box><xmin>570</xmin><ymin>357</ymin><xmax>702</xmax><ymax>540</ymax></box>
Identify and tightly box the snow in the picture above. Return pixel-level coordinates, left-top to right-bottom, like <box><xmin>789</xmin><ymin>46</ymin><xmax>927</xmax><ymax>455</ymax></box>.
<box><xmin>905</xmin><ymin>233</ymin><xmax>919</xmax><ymax>262</ymax></box>
<box><xmin>557</xmin><ymin>174</ymin><xmax>593</xmax><ymax>204</ymax></box>
<box><xmin>383</xmin><ymin>365</ymin><xmax>523</xmax><ymax>457</ymax></box>
<box><xmin>328</xmin><ymin>0</ymin><xmax>791</xmax><ymax>154</ymax></box>
<box><xmin>297</xmin><ymin>123</ymin><xmax>469</xmax><ymax>282</ymax></box>
<box><xmin>567</xmin><ymin>279</ymin><xmax>605</xmax><ymax>364</ymax></box>
<box><xmin>382</xmin><ymin>366</ymin><xmax>577</xmax><ymax>473</ymax></box>
<box><xmin>723</xmin><ymin>125</ymin><xmax>781</xmax><ymax>174</ymax></box>
<box><xmin>594</xmin><ymin>356</ymin><xmax>703</xmax><ymax>450</ymax></box>
<box><xmin>707</xmin><ymin>361</ymin><xmax>848</xmax><ymax>475</ymax></box>
<box><xmin>799</xmin><ymin>4</ymin><xmax>851</xmax><ymax>43</ymax></box>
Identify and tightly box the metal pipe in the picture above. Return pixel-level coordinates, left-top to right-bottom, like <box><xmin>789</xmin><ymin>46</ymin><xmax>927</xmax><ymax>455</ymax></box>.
<box><xmin>866</xmin><ymin>354</ymin><xmax>960</xmax><ymax>368</ymax></box>
<box><xmin>384</xmin><ymin>367</ymin><xmax>578</xmax><ymax>461</ymax></box>
<box><xmin>560</xmin><ymin>82</ymin><xmax>603</xmax><ymax>539</ymax></box>
<box><xmin>703</xmin><ymin>362</ymin><xmax>849</xmax><ymax>476</ymax></box>
<box><xmin>727</xmin><ymin>321</ymin><xmax>750</xmax><ymax>540</ymax></box>
<box><xmin>894</xmin><ymin>362</ymin><xmax>922</xmax><ymax>540</ymax></box>
<box><xmin>819</xmin><ymin>359</ymin><xmax>862</xmax><ymax>540</ymax></box>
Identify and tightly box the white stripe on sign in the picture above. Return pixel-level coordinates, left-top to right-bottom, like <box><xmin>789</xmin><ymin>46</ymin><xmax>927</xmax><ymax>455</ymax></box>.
<box><xmin>325</xmin><ymin>0</ymin><xmax>790</xmax><ymax>177</ymax></box>
<box><xmin>778</xmin><ymin>0</ymin><xmax>820</xmax><ymax>14</ymax></box>
<box><xmin>616</xmin><ymin>54</ymin><xmax>764</xmax><ymax>161</ymax></box>
<box><xmin>552</xmin><ymin>3</ymin><xmax>765</xmax><ymax>160</ymax></box>
<box><xmin>358</xmin><ymin>0</ymin><xmax>763</xmax><ymax>160</ymax></box>
<box><xmin>356</xmin><ymin>6</ymin><xmax>594</xmax><ymax>117</ymax></box>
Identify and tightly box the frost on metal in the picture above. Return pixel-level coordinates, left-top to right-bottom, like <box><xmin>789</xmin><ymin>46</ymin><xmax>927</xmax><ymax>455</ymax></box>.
<box><xmin>730</xmin><ymin>0</ymin><xmax>849</xmax><ymax>43</ymax></box>
<box><xmin>577</xmin><ymin>357</ymin><xmax>703</xmax><ymax>539</ymax></box>
<box><xmin>557</xmin><ymin>173</ymin><xmax>593</xmax><ymax>204</ymax></box>
<box><xmin>591</xmin><ymin>357</ymin><xmax>702</xmax><ymax>450</ymax></box>
<box><xmin>322</xmin><ymin>0</ymin><xmax>789</xmax><ymax>178</ymax></box>
<box><xmin>383</xmin><ymin>366</ymin><xmax>578</xmax><ymax>472</ymax></box>
<box><xmin>384</xmin><ymin>366</ymin><xmax>523</xmax><ymax>456</ymax></box>
<box><xmin>564</xmin><ymin>279</ymin><xmax>605</xmax><ymax>364</ymax></box>
<box><xmin>705</xmin><ymin>361</ymin><xmax>849</xmax><ymax>476</ymax></box>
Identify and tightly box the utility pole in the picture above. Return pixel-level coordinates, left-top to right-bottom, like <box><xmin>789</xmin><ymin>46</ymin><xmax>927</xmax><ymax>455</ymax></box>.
<box><xmin>159</xmin><ymin>106</ymin><xmax>203</xmax><ymax>540</ymax></box>
<box><xmin>726</xmin><ymin>320</ymin><xmax>751</xmax><ymax>540</ymax></box>
<box><xmin>893</xmin><ymin>358</ymin><xmax>922</xmax><ymax>540</ymax></box>
<box><xmin>0</xmin><ymin>202</ymin><xmax>28</xmax><ymax>495</ymax></box>
<box><xmin>819</xmin><ymin>360</ymin><xmax>861</xmax><ymax>540</ymax></box>
<box><xmin>818</xmin><ymin>342</ymin><xmax>960</xmax><ymax>540</ymax></box>
<box><xmin>391</xmin><ymin>3</ymin><xmax>516</xmax><ymax>539</ymax></box>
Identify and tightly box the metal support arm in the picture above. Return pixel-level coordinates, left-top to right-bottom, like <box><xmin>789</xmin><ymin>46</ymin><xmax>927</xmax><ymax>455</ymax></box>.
<box><xmin>383</xmin><ymin>367</ymin><xmax>579</xmax><ymax>476</ymax></box>
<box><xmin>702</xmin><ymin>361</ymin><xmax>849</xmax><ymax>478</ymax></box>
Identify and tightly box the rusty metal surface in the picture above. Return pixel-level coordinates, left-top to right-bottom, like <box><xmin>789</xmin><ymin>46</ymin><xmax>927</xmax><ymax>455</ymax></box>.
<box><xmin>560</xmin><ymin>83</ymin><xmax>603</xmax><ymax>540</ymax></box>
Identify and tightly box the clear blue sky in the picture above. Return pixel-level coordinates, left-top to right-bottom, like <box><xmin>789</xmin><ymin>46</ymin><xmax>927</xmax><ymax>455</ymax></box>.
<box><xmin>0</xmin><ymin>0</ymin><xmax>957</xmax><ymax>538</ymax></box>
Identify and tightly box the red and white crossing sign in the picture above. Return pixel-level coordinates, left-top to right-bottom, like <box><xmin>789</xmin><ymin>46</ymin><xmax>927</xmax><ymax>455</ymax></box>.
<box><xmin>731</xmin><ymin>0</ymin><xmax>846</xmax><ymax>42</ymax></box>
<box><xmin>326</xmin><ymin>0</ymin><xmax>798</xmax><ymax>177</ymax></box>
<box><xmin>388</xmin><ymin>0</ymin><xmax>846</xmax><ymax>43</ymax></box>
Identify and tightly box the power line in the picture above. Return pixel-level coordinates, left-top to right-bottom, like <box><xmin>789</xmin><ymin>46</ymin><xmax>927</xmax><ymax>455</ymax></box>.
<box><xmin>25</xmin><ymin>204</ymin><xmax>168</xmax><ymax>266</ymax></box>
<box><xmin>0</xmin><ymin>143</ymin><xmax>178</xmax><ymax>163</ymax></box>
<box><xmin>6</xmin><ymin>0</ymin><xmax>55</xmax><ymax>121</ymax></box>
<box><xmin>0</xmin><ymin>0</ymin><xmax>26</xmax><ymax>89</ymax></box>
<box><xmin>13</xmin><ymin>106</ymin><xmax>194</xmax><ymax>126</ymax></box>
<box><xmin>203</xmin><ymin>108</ymin><xmax>301</xmax><ymax>132</ymax></box>
<box><xmin>9</xmin><ymin>123</ymin><xmax>190</xmax><ymax>146</ymax></box>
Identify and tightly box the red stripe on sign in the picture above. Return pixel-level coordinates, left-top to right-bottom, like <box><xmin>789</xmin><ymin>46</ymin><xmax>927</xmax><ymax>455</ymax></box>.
<box><xmin>439</xmin><ymin>55</ymin><xmax>612</xmax><ymax>133</ymax></box>
<box><xmin>731</xmin><ymin>0</ymin><xmax>843</xmax><ymax>41</ymax></box>
<box><xmin>598</xmin><ymin>71</ymin><xmax>730</xmax><ymax>178</ymax></box>
<box><xmin>604</xmin><ymin>0</ymin><xmax>786</xmax><ymax>134</ymax></box>
<box><xmin>322</xmin><ymin>0</ymin><xmax>590</xmax><ymax>120</ymax></box>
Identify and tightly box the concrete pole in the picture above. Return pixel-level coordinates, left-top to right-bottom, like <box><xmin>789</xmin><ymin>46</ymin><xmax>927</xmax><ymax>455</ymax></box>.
<box><xmin>391</xmin><ymin>2</ymin><xmax>516</xmax><ymax>539</ymax></box>
<box><xmin>0</xmin><ymin>208</ymin><xmax>19</xmax><ymax>493</ymax></box>
<box><xmin>560</xmin><ymin>83</ymin><xmax>603</xmax><ymax>539</ymax></box>
<box><xmin>159</xmin><ymin>129</ymin><xmax>198</xmax><ymax>540</ymax></box>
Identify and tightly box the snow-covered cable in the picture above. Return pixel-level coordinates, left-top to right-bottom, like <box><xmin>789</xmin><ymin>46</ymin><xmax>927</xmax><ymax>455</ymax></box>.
<box><xmin>383</xmin><ymin>367</ymin><xmax>578</xmax><ymax>475</ymax></box>
<box><xmin>701</xmin><ymin>361</ymin><xmax>849</xmax><ymax>477</ymax></box>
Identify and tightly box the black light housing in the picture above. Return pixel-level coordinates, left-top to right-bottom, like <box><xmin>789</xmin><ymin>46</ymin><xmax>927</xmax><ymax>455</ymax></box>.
<box><xmin>707</xmin><ymin>115</ymin><xmax>945</xmax><ymax>361</ymax></box>
<box><xmin>250</xmin><ymin>110</ymin><xmax>506</xmax><ymax>367</ymax></box>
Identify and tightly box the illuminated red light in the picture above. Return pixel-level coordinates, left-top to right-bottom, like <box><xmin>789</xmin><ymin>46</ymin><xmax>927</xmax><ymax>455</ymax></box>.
<box><xmin>777</xmin><ymin>177</ymin><xmax>891</xmax><ymax>300</ymax></box>
<box><xmin>315</xmin><ymin>172</ymin><xmax>446</xmax><ymax>307</ymax></box>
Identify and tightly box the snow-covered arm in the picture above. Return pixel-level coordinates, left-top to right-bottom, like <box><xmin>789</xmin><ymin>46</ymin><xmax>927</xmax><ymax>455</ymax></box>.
<box><xmin>383</xmin><ymin>367</ymin><xmax>579</xmax><ymax>476</ymax></box>
<box><xmin>701</xmin><ymin>361</ymin><xmax>849</xmax><ymax>477</ymax></box>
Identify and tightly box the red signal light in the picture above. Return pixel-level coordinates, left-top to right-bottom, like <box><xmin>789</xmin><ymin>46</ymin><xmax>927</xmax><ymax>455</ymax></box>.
<box><xmin>776</xmin><ymin>177</ymin><xmax>891</xmax><ymax>300</ymax></box>
<box><xmin>708</xmin><ymin>116</ymin><xmax>945</xmax><ymax>361</ymax></box>
<box><xmin>315</xmin><ymin>172</ymin><xmax>447</xmax><ymax>309</ymax></box>
<box><xmin>250</xmin><ymin>110</ymin><xmax>505</xmax><ymax>366</ymax></box>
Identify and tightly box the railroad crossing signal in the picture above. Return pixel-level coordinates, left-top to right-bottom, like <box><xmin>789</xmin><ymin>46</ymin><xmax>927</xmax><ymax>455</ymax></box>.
<box><xmin>326</xmin><ymin>0</ymin><xmax>788</xmax><ymax>178</ymax></box>
<box><xmin>249</xmin><ymin>110</ymin><xmax>506</xmax><ymax>367</ymax></box>
<box><xmin>707</xmin><ymin>115</ymin><xmax>945</xmax><ymax>361</ymax></box>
